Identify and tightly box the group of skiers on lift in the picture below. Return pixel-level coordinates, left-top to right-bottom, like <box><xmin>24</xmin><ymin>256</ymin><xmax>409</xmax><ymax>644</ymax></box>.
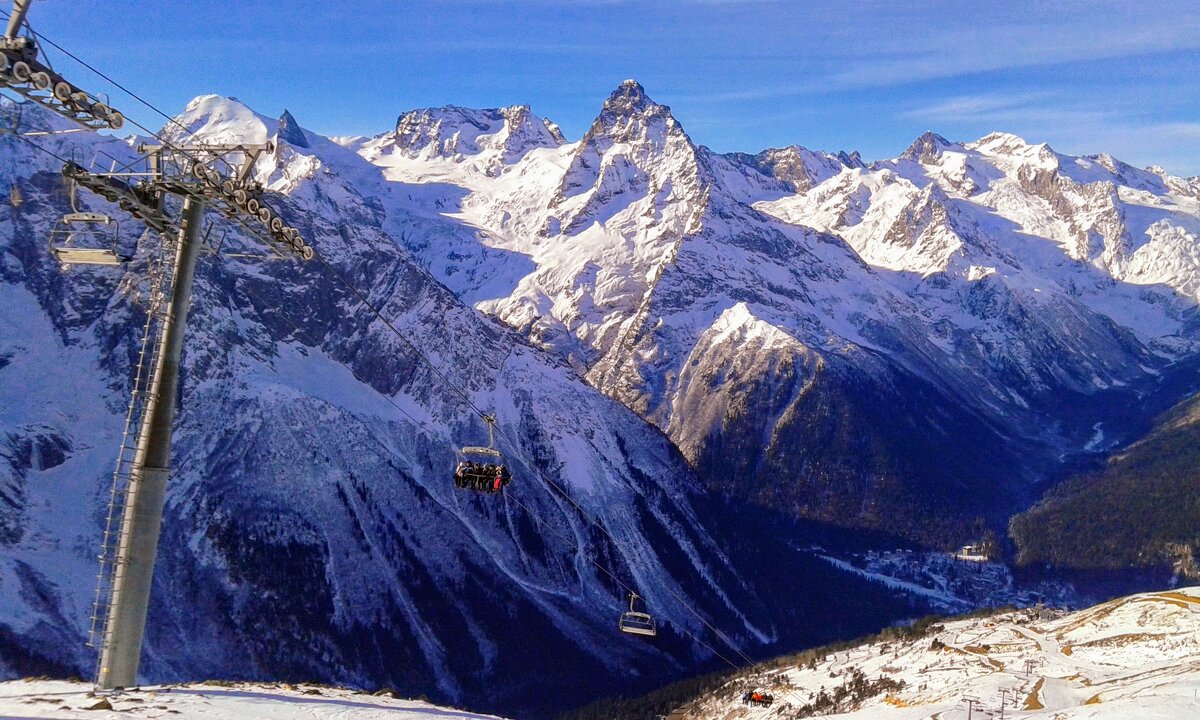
<box><xmin>453</xmin><ymin>460</ymin><xmax>512</xmax><ymax>493</ymax></box>
<box><xmin>741</xmin><ymin>688</ymin><xmax>774</xmax><ymax>707</ymax></box>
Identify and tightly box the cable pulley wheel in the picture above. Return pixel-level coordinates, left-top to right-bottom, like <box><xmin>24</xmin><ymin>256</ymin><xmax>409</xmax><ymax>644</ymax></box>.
<box><xmin>0</xmin><ymin>53</ymin><xmax>8</xmax><ymax>73</ymax></box>
<box><xmin>53</xmin><ymin>81</ymin><xmax>73</xmax><ymax>102</ymax></box>
<box><xmin>31</xmin><ymin>71</ymin><xmax>51</xmax><ymax>91</ymax></box>
<box><xmin>11</xmin><ymin>61</ymin><xmax>30</xmax><ymax>82</ymax></box>
<box><xmin>257</xmin><ymin>207</ymin><xmax>271</xmax><ymax>224</ymax></box>
<box><xmin>269</xmin><ymin>216</ymin><xmax>284</xmax><ymax>233</ymax></box>
<box><xmin>245</xmin><ymin>197</ymin><xmax>260</xmax><ymax>214</ymax></box>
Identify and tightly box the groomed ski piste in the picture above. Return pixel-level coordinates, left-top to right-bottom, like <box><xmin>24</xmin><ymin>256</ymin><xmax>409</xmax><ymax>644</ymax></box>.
<box><xmin>673</xmin><ymin>586</ymin><xmax>1200</xmax><ymax>719</ymax></box>
<box><xmin>0</xmin><ymin>679</ymin><xmax>509</xmax><ymax>719</ymax></box>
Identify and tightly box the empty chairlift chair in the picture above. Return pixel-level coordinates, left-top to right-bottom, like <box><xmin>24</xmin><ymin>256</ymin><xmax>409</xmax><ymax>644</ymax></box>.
<box><xmin>618</xmin><ymin>592</ymin><xmax>657</xmax><ymax>637</ymax></box>
<box><xmin>48</xmin><ymin>212</ymin><xmax>127</xmax><ymax>267</ymax></box>
<box><xmin>452</xmin><ymin>414</ymin><xmax>512</xmax><ymax>494</ymax></box>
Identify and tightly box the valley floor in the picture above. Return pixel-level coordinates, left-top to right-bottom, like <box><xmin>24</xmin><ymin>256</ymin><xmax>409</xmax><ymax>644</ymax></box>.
<box><xmin>0</xmin><ymin>679</ymin><xmax>508</xmax><ymax>719</ymax></box>
<box><xmin>675</xmin><ymin>586</ymin><xmax>1200</xmax><ymax>719</ymax></box>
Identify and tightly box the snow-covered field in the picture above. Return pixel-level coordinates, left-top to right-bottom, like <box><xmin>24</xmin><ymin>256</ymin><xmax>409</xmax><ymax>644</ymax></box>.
<box><xmin>0</xmin><ymin>680</ymin><xmax>508</xmax><ymax>719</ymax></box>
<box><xmin>676</xmin><ymin>586</ymin><xmax>1200</xmax><ymax>719</ymax></box>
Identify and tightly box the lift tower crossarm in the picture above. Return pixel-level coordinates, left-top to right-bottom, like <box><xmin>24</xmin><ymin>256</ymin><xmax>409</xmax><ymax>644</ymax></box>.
<box><xmin>0</xmin><ymin>0</ymin><xmax>125</xmax><ymax>130</ymax></box>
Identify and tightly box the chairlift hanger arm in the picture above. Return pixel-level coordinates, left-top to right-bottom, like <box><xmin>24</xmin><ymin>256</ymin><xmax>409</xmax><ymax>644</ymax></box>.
<box><xmin>63</xmin><ymin>142</ymin><xmax>315</xmax><ymax>261</ymax></box>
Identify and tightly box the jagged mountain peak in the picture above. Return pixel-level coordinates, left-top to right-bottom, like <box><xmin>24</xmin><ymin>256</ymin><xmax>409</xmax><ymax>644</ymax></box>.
<box><xmin>552</xmin><ymin>80</ymin><xmax>700</xmax><ymax>228</ymax></box>
<box><xmin>835</xmin><ymin>149</ymin><xmax>866</xmax><ymax>168</ymax></box>
<box><xmin>277</xmin><ymin>108</ymin><xmax>309</xmax><ymax>148</ymax></box>
<box><xmin>603</xmin><ymin>78</ymin><xmax>656</xmax><ymax>114</ymax></box>
<box><xmin>589</xmin><ymin>79</ymin><xmax>682</xmax><ymax>139</ymax></box>
<box><xmin>900</xmin><ymin>130</ymin><xmax>957</xmax><ymax>163</ymax></box>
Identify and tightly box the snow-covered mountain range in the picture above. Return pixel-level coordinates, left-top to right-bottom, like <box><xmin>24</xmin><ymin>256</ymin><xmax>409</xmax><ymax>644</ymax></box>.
<box><xmin>3</xmin><ymin>79</ymin><xmax>1200</xmax><ymax>717</ymax></box>
<box><xmin>344</xmin><ymin>80</ymin><xmax>1200</xmax><ymax>542</ymax></box>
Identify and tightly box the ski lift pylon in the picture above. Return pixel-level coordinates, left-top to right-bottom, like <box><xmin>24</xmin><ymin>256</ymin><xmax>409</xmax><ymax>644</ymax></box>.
<box><xmin>618</xmin><ymin>591</ymin><xmax>658</xmax><ymax>637</ymax></box>
<box><xmin>452</xmin><ymin>414</ymin><xmax>512</xmax><ymax>493</ymax></box>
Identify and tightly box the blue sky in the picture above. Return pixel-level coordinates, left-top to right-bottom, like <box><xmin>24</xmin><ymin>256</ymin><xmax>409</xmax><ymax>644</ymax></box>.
<box><xmin>18</xmin><ymin>0</ymin><xmax>1200</xmax><ymax>174</ymax></box>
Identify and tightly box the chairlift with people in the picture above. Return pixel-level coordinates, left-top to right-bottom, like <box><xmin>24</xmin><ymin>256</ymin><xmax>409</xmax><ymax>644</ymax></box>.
<box><xmin>741</xmin><ymin>687</ymin><xmax>774</xmax><ymax>707</ymax></box>
<box><xmin>452</xmin><ymin>414</ymin><xmax>512</xmax><ymax>493</ymax></box>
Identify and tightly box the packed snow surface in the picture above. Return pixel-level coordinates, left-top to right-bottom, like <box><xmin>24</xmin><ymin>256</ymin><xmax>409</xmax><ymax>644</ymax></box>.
<box><xmin>0</xmin><ymin>680</ymin><xmax>508</xmax><ymax>719</ymax></box>
<box><xmin>678</xmin><ymin>586</ymin><xmax>1200</xmax><ymax>719</ymax></box>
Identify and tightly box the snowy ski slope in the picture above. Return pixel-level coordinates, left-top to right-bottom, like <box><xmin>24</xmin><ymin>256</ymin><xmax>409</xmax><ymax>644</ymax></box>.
<box><xmin>0</xmin><ymin>680</ymin><xmax>508</xmax><ymax>719</ymax></box>
<box><xmin>675</xmin><ymin>586</ymin><xmax>1200</xmax><ymax>719</ymax></box>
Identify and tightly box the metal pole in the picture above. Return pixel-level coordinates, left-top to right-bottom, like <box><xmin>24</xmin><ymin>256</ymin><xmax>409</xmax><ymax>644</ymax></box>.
<box><xmin>97</xmin><ymin>197</ymin><xmax>205</xmax><ymax>690</ymax></box>
<box><xmin>4</xmin><ymin>0</ymin><xmax>32</xmax><ymax>41</ymax></box>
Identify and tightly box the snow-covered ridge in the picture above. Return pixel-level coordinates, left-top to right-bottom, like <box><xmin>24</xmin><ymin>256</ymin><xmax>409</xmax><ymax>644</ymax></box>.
<box><xmin>0</xmin><ymin>680</ymin><xmax>508</xmax><ymax>719</ymax></box>
<box><xmin>674</xmin><ymin>586</ymin><xmax>1200</xmax><ymax>719</ymax></box>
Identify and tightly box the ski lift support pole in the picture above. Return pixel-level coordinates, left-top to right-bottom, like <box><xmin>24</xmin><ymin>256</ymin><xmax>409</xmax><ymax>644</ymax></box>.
<box><xmin>96</xmin><ymin>196</ymin><xmax>204</xmax><ymax>689</ymax></box>
<box><xmin>80</xmin><ymin>141</ymin><xmax>313</xmax><ymax>691</ymax></box>
<box><xmin>3</xmin><ymin>0</ymin><xmax>30</xmax><ymax>40</ymax></box>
